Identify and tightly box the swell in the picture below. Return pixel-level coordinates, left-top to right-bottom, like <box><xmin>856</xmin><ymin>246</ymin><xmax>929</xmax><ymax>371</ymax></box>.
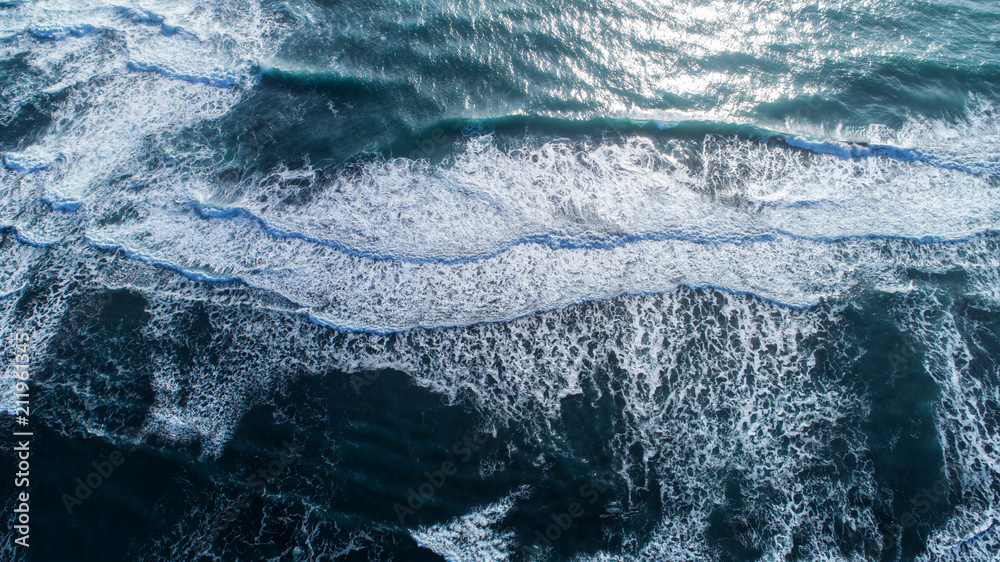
<box><xmin>171</xmin><ymin>89</ymin><xmax>1000</xmax><ymax>176</ymax></box>
<box><xmin>391</xmin><ymin>114</ymin><xmax>1000</xmax><ymax>177</ymax></box>
<box><xmin>44</xmin><ymin>225</ymin><xmax>1000</xmax><ymax>333</ymax></box>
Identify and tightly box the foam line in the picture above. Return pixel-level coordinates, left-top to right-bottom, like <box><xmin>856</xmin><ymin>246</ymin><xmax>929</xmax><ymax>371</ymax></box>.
<box><xmin>83</xmin><ymin>235</ymin><xmax>243</xmax><ymax>284</ymax></box>
<box><xmin>0</xmin><ymin>285</ymin><xmax>26</xmax><ymax>300</ymax></box>
<box><xmin>183</xmin><ymin>197</ymin><xmax>996</xmax><ymax>264</ymax></box>
<box><xmin>781</xmin><ymin>134</ymin><xmax>999</xmax><ymax>177</ymax></box>
<box><xmin>1</xmin><ymin>232</ymin><xmax>991</xmax><ymax>559</ymax></box>
<box><xmin>126</xmin><ymin>61</ymin><xmax>241</xmax><ymax>88</ymax></box>
<box><xmin>7</xmin><ymin>228</ymin><xmax>61</xmax><ymax>248</ymax></box>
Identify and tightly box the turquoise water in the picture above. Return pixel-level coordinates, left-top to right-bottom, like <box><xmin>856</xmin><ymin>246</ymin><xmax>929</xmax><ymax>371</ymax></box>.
<box><xmin>1</xmin><ymin>0</ymin><xmax>999</xmax><ymax>560</ymax></box>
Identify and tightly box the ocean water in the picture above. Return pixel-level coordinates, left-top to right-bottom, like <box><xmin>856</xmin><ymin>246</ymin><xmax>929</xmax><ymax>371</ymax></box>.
<box><xmin>1</xmin><ymin>0</ymin><xmax>999</xmax><ymax>560</ymax></box>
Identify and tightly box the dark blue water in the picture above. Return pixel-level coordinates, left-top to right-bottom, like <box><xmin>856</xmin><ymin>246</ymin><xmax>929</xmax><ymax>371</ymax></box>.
<box><xmin>2</xmin><ymin>0</ymin><xmax>1000</xmax><ymax>560</ymax></box>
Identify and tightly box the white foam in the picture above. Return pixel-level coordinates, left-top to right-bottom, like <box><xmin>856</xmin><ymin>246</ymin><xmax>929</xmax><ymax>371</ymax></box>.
<box><xmin>0</xmin><ymin>0</ymin><xmax>279</xmax><ymax>236</ymax></box>
<box><xmin>881</xmin><ymin>103</ymin><xmax>1000</xmax><ymax>178</ymax></box>
<box><xmin>411</xmin><ymin>487</ymin><xmax>528</xmax><ymax>562</ymax></box>
<box><xmin>1</xmin><ymin>148</ymin><xmax>58</xmax><ymax>173</ymax></box>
